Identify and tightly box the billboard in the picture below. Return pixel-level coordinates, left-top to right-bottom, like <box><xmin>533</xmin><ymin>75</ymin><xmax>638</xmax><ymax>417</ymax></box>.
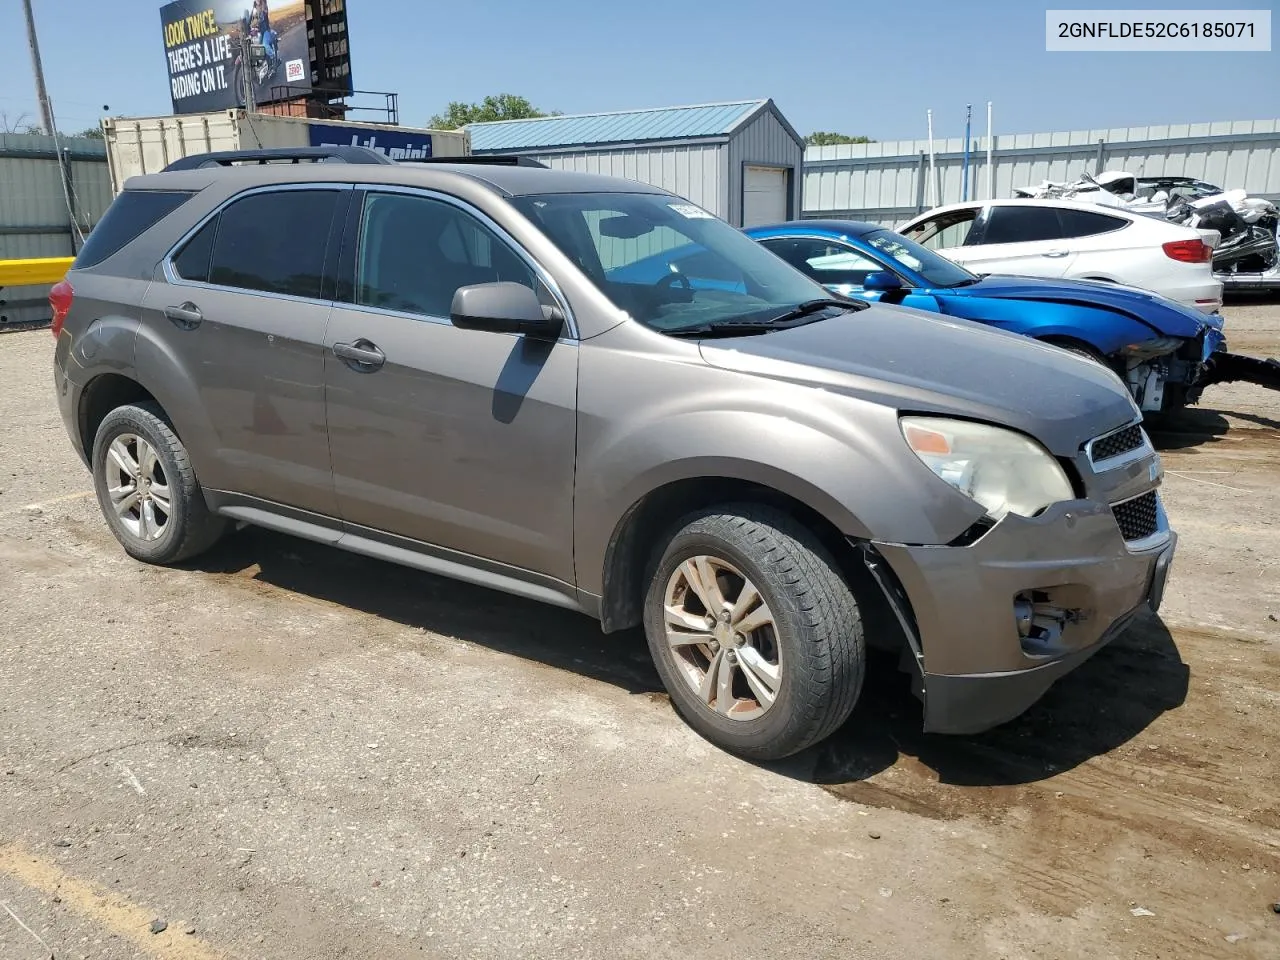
<box><xmin>307</xmin><ymin>123</ymin><xmax>433</xmax><ymax>161</ymax></box>
<box><xmin>160</xmin><ymin>1</ymin><xmax>312</xmax><ymax>114</ymax></box>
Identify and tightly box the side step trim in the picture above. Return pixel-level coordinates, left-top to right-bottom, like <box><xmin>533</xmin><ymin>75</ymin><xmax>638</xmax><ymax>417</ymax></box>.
<box><xmin>214</xmin><ymin>499</ymin><xmax>586</xmax><ymax>615</ymax></box>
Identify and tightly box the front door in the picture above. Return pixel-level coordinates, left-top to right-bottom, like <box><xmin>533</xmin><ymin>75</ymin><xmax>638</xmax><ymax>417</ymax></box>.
<box><xmin>140</xmin><ymin>186</ymin><xmax>347</xmax><ymax>516</ymax></box>
<box><xmin>323</xmin><ymin>189</ymin><xmax>579</xmax><ymax>584</ymax></box>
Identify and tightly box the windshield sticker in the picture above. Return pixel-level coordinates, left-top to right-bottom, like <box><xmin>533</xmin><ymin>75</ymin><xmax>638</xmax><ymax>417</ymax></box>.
<box><xmin>668</xmin><ymin>202</ymin><xmax>715</xmax><ymax>220</ymax></box>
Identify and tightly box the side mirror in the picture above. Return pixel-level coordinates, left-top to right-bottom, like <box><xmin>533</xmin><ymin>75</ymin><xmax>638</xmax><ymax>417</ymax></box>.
<box><xmin>862</xmin><ymin>271</ymin><xmax>903</xmax><ymax>292</ymax></box>
<box><xmin>450</xmin><ymin>282</ymin><xmax>564</xmax><ymax>339</ymax></box>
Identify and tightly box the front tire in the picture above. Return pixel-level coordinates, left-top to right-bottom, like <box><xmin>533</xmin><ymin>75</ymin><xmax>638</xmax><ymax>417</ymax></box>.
<box><xmin>642</xmin><ymin>505</ymin><xmax>865</xmax><ymax>761</ymax></box>
<box><xmin>91</xmin><ymin>402</ymin><xmax>227</xmax><ymax>565</ymax></box>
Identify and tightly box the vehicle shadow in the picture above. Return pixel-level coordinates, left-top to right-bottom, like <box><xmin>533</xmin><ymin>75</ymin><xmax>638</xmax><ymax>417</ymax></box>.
<box><xmin>768</xmin><ymin>611</ymin><xmax>1189</xmax><ymax>795</ymax></box>
<box><xmin>190</xmin><ymin>526</ymin><xmax>663</xmax><ymax>694</ymax></box>
<box><xmin>189</xmin><ymin>530</ymin><xmax>1188</xmax><ymax>793</ymax></box>
<box><xmin>1147</xmin><ymin>405</ymin><xmax>1231</xmax><ymax>450</ymax></box>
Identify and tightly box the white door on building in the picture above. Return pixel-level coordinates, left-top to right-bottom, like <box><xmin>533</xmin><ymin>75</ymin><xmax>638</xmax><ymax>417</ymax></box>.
<box><xmin>742</xmin><ymin>166</ymin><xmax>789</xmax><ymax>227</ymax></box>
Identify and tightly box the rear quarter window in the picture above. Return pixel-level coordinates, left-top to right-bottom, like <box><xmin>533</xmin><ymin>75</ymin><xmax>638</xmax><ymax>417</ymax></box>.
<box><xmin>1057</xmin><ymin>208</ymin><xmax>1128</xmax><ymax>238</ymax></box>
<box><xmin>74</xmin><ymin>190</ymin><xmax>195</xmax><ymax>269</ymax></box>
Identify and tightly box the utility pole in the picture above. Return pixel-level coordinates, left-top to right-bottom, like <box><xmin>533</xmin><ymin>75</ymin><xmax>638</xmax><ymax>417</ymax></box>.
<box><xmin>22</xmin><ymin>0</ymin><xmax>57</xmax><ymax>136</ymax></box>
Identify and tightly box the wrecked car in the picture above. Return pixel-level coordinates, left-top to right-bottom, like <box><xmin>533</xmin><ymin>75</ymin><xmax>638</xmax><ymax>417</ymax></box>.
<box><xmin>747</xmin><ymin>220</ymin><xmax>1226</xmax><ymax>415</ymax></box>
<box><xmin>1016</xmin><ymin>170</ymin><xmax>1280</xmax><ymax>292</ymax></box>
<box><xmin>896</xmin><ymin>198</ymin><xmax>1223</xmax><ymax>315</ymax></box>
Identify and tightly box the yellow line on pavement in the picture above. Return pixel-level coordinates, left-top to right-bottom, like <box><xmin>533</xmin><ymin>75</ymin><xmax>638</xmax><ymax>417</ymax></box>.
<box><xmin>0</xmin><ymin>845</ymin><xmax>225</xmax><ymax>960</ymax></box>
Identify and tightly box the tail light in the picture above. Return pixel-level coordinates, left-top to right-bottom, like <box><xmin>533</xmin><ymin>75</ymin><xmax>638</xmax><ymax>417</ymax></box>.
<box><xmin>1161</xmin><ymin>239</ymin><xmax>1212</xmax><ymax>263</ymax></box>
<box><xmin>49</xmin><ymin>280</ymin><xmax>73</xmax><ymax>338</ymax></box>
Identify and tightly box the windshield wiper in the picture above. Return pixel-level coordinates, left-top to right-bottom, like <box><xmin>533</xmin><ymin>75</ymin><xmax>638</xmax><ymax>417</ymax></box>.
<box><xmin>667</xmin><ymin>321</ymin><xmax>786</xmax><ymax>339</ymax></box>
<box><xmin>763</xmin><ymin>298</ymin><xmax>867</xmax><ymax>324</ymax></box>
<box><xmin>666</xmin><ymin>299</ymin><xmax>865</xmax><ymax>339</ymax></box>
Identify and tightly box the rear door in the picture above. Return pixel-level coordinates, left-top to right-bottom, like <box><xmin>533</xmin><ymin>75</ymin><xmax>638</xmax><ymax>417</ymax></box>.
<box><xmin>958</xmin><ymin>205</ymin><xmax>1078</xmax><ymax>277</ymax></box>
<box><xmin>139</xmin><ymin>185</ymin><xmax>348</xmax><ymax>516</ymax></box>
<box><xmin>322</xmin><ymin>188</ymin><xmax>578</xmax><ymax>584</ymax></box>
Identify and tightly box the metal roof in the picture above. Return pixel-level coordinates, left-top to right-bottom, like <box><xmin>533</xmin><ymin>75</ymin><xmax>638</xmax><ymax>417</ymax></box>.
<box><xmin>469</xmin><ymin>100</ymin><xmax>770</xmax><ymax>152</ymax></box>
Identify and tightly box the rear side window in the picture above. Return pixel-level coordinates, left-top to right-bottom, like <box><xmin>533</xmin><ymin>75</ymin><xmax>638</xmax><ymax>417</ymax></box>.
<box><xmin>1057</xmin><ymin>208</ymin><xmax>1127</xmax><ymax>238</ymax></box>
<box><xmin>172</xmin><ymin>218</ymin><xmax>217</xmax><ymax>282</ymax></box>
<box><xmin>74</xmin><ymin>190</ymin><xmax>194</xmax><ymax>269</ymax></box>
<box><xmin>207</xmin><ymin>190</ymin><xmax>341</xmax><ymax>299</ymax></box>
<box><xmin>982</xmin><ymin>207</ymin><xmax>1065</xmax><ymax>244</ymax></box>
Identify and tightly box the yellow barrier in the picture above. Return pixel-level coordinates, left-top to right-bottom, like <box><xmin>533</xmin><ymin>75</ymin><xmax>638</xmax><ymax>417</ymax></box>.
<box><xmin>0</xmin><ymin>257</ymin><xmax>74</xmax><ymax>287</ymax></box>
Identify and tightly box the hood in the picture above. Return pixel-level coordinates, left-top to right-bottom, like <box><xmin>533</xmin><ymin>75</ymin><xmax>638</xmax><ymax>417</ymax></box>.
<box><xmin>698</xmin><ymin>304</ymin><xmax>1139</xmax><ymax>456</ymax></box>
<box><xmin>954</xmin><ymin>275</ymin><xmax>1207</xmax><ymax>338</ymax></box>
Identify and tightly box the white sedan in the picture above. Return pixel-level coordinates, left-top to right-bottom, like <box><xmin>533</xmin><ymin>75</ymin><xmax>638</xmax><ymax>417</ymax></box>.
<box><xmin>898</xmin><ymin>198</ymin><xmax>1223</xmax><ymax>314</ymax></box>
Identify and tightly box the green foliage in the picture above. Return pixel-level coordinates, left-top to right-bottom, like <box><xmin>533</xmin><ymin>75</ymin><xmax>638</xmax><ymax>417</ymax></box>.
<box><xmin>805</xmin><ymin>132</ymin><xmax>875</xmax><ymax>146</ymax></box>
<box><xmin>430</xmin><ymin>94</ymin><xmax>559</xmax><ymax>130</ymax></box>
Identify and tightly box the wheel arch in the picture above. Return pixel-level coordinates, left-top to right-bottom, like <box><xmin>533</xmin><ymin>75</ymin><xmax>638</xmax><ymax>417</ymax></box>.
<box><xmin>78</xmin><ymin>374</ymin><xmax>161</xmax><ymax>461</ymax></box>
<box><xmin>595</xmin><ymin>473</ymin><xmax>899</xmax><ymax>650</ymax></box>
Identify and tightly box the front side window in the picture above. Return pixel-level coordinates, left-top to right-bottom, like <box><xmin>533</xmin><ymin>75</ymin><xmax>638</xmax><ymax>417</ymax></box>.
<box><xmin>901</xmin><ymin>209</ymin><xmax>979</xmax><ymax>250</ymax></box>
<box><xmin>510</xmin><ymin>193</ymin><xmax>827</xmax><ymax>333</ymax></box>
<box><xmin>354</xmin><ymin>192</ymin><xmax>536</xmax><ymax>318</ymax></box>
<box><xmin>862</xmin><ymin>230</ymin><xmax>978</xmax><ymax>288</ymax></box>
<box><xmin>762</xmin><ymin>238</ymin><xmax>886</xmax><ymax>288</ymax></box>
<box><xmin>207</xmin><ymin>190</ymin><xmax>341</xmax><ymax>299</ymax></box>
<box><xmin>981</xmin><ymin>206</ymin><xmax>1065</xmax><ymax>245</ymax></box>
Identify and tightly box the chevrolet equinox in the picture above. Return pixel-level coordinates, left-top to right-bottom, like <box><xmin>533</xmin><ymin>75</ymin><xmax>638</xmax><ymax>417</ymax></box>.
<box><xmin>52</xmin><ymin>148</ymin><xmax>1176</xmax><ymax>760</ymax></box>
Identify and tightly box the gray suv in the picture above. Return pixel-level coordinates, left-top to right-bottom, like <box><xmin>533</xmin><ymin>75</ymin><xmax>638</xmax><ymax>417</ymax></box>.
<box><xmin>51</xmin><ymin>148</ymin><xmax>1176</xmax><ymax>760</ymax></box>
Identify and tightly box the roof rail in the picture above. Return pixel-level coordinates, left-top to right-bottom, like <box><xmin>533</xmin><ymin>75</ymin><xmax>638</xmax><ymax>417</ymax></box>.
<box><xmin>396</xmin><ymin>155</ymin><xmax>549</xmax><ymax>168</ymax></box>
<box><xmin>162</xmin><ymin>146</ymin><xmax>395</xmax><ymax>171</ymax></box>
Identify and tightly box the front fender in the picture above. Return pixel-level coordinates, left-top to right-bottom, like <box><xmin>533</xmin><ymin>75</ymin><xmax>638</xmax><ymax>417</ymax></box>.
<box><xmin>938</xmin><ymin>298</ymin><xmax>1165</xmax><ymax>357</ymax></box>
<box><xmin>573</xmin><ymin>348</ymin><xmax>988</xmax><ymax>598</ymax></box>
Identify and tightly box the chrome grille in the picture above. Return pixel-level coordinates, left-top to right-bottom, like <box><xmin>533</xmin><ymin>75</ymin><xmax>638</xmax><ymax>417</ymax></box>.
<box><xmin>1112</xmin><ymin>491</ymin><xmax>1160</xmax><ymax>542</ymax></box>
<box><xmin>1090</xmin><ymin>424</ymin><xmax>1146</xmax><ymax>464</ymax></box>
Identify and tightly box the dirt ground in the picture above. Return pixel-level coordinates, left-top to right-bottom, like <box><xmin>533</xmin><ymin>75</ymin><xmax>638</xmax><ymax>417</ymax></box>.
<box><xmin>0</xmin><ymin>302</ymin><xmax>1277</xmax><ymax>960</ymax></box>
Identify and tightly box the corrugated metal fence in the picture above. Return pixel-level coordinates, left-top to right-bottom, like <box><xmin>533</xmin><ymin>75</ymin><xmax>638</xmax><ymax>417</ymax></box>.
<box><xmin>802</xmin><ymin>119</ymin><xmax>1280</xmax><ymax>227</ymax></box>
<box><xmin>1</xmin><ymin>133</ymin><xmax>111</xmax><ymax>327</ymax></box>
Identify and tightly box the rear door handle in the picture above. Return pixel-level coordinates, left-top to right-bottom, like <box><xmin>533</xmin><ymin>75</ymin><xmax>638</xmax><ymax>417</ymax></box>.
<box><xmin>333</xmin><ymin>340</ymin><xmax>386</xmax><ymax>371</ymax></box>
<box><xmin>164</xmin><ymin>303</ymin><xmax>203</xmax><ymax>328</ymax></box>
<box><xmin>1042</xmin><ymin>248</ymin><xmax>1071</xmax><ymax>258</ymax></box>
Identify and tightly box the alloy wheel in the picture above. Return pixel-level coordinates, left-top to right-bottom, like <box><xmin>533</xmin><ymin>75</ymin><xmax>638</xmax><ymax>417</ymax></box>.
<box><xmin>104</xmin><ymin>434</ymin><xmax>171</xmax><ymax>542</ymax></box>
<box><xmin>662</xmin><ymin>555</ymin><xmax>782</xmax><ymax>721</ymax></box>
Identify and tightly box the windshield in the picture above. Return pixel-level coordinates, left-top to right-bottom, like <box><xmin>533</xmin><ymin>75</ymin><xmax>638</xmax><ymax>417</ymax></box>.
<box><xmin>509</xmin><ymin>193</ymin><xmax>834</xmax><ymax>333</ymax></box>
<box><xmin>863</xmin><ymin>229</ymin><xmax>978</xmax><ymax>288</ymax></box>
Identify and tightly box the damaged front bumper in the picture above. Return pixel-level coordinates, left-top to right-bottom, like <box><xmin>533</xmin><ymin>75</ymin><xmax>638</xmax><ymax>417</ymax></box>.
<box><xmin>864</xmin><ymin>497</ymin><xmax>1176</xmax><ymax>735</ymax></box>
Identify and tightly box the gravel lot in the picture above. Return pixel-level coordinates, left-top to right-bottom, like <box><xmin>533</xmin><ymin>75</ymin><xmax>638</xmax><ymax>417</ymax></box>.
<box><xmin>1</xmin><ymin>302</ymin><xmax>1278</xmax><ymax>960</ymax></box>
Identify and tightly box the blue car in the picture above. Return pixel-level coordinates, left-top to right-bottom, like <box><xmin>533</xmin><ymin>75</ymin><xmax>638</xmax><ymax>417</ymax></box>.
<box><xmin>744</xmin><ymin>220</ymin><xmax>1228</xmax><ymax>414</ymax></box>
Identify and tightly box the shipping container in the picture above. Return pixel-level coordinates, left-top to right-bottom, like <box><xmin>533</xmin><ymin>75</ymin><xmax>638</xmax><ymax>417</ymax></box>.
<box><xmin>102</xmin><ymin>111</ymin><xmax>470</xmax><ymax>193</ymax></box>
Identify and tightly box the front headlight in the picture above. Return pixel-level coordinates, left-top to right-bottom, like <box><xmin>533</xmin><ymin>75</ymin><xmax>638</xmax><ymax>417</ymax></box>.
<box><xmin>900</xmin><ymin>416</ymin><xmax>1074</xmax><ymax>520</ymax></box>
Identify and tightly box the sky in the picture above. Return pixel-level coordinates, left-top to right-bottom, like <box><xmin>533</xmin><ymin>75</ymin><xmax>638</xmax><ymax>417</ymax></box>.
<box><xmin>0</xmin><ymin>0</ymin><xmax>1276</xmax><ymax>142</ymax></box>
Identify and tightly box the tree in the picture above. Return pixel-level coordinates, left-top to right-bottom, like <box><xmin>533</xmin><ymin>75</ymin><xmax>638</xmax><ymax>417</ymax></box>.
<box><xmin>0</xmin><ymin>111</ymin><xmax>40</xmax><ymax>134</ymax></box>
<box><xmin>805</xmin><ymin>132</ymin><xmax>875</xmax><ymax>146</ymax></box>
<box><xmin>73</xmin><ymin>126</ymin><xmax>104</xmax><ymax>139</ymax></box>
<box><xmin>429</xmin><ymin>94</ymin><xmax>558</xmax><ymax>129</ymax></box>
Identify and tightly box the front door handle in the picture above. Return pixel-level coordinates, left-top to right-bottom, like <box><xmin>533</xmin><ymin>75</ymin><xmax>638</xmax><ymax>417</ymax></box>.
<box><xmin>1042</xmin><ymin>248</ymin><xmax>1071</xmax><ymax>258</ymax></box>
<box><xmin>333</xmin><ymin>340</ymin><xmax>386</xmax><ymax>371</ymax></box>
<box><xmin>164</xmin><ymin>303</ymin><xmax>203</xmax><ymax>329</ymax></box>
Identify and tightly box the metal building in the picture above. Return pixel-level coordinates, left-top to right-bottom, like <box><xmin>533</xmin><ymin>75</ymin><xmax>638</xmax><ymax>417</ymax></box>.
<box><xmin>802</xmin><ymin>118</ymin><xmax>1280</xmax><ymax>226</ymax></box>
<box><xmin>469</xmin><ymin>100</ymin><xmax>804</xmax><ymax>227</ymax></box>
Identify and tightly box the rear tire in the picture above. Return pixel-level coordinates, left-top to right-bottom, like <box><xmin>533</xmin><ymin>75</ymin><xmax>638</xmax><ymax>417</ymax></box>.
<box><xmin>642</xmin><ymin>504</ymin><xmax>865</xmax><ymax>761</ymax></box>
<box><xmin>91</xmin><ymin>402</ymin><xmax>228</xmax><ymax>565</ymax></box>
